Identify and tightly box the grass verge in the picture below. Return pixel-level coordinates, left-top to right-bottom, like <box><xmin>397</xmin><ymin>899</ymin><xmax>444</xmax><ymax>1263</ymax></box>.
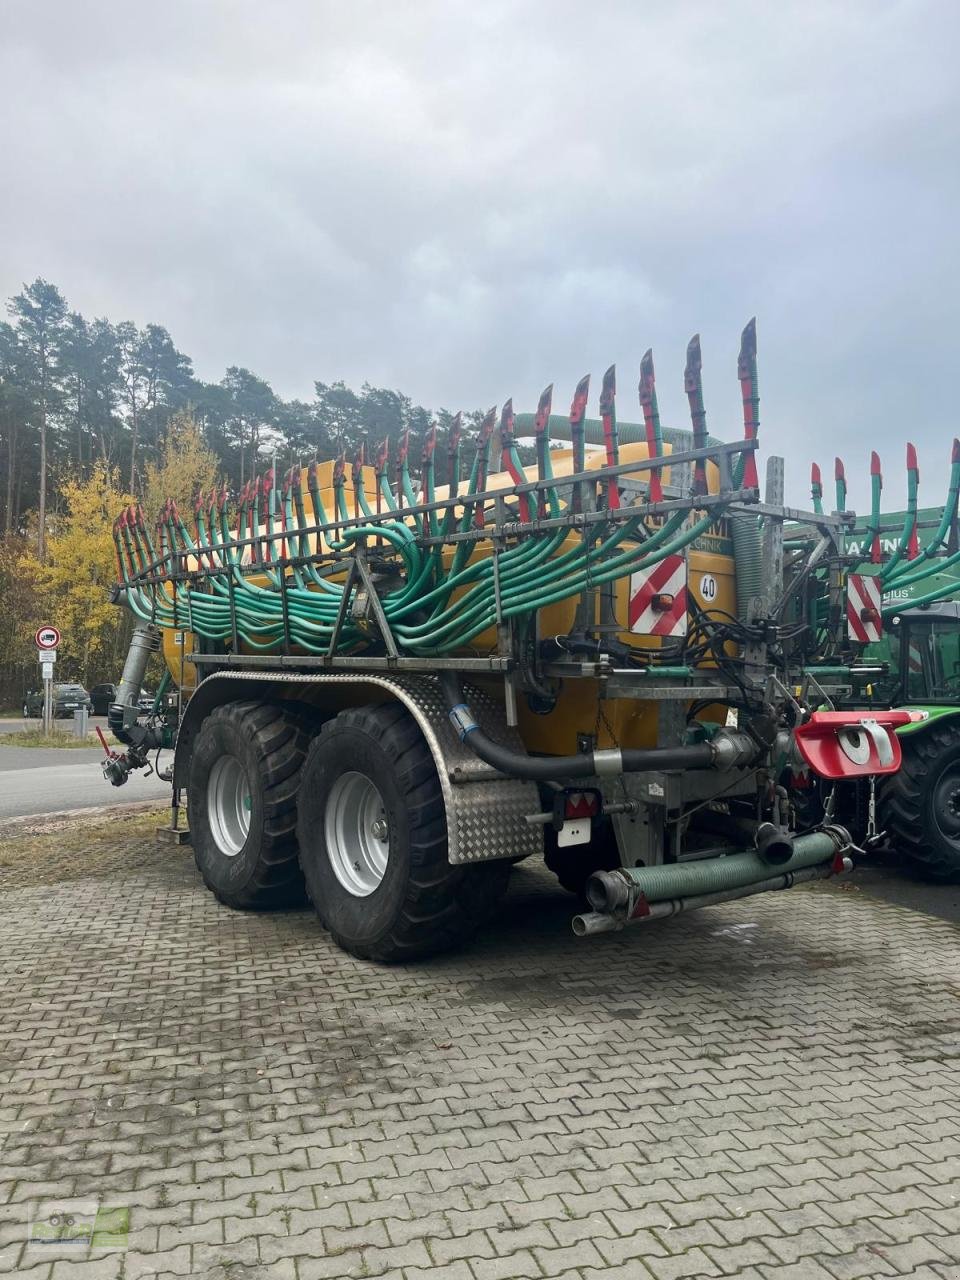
<box><xmin>0</xmin><ymin>805</ymin><xmax>174</xmax><ymax>878</ymax></box>
<box><xmin>0</xmin><ymin>728</ymin><xmax>118</xmax><ymax>748</ymax></box>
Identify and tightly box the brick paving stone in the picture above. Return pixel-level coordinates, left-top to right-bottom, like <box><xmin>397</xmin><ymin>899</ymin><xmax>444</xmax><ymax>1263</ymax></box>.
<box><xmin>705</xmin><ymin>1238</ymin><xmax>783</xmax><ymax>1274</ymax></box>
<box><xmin>759</xmin><ymin>1263</ymin><xmax>844</xmax><ymax>1279</ymax></box>
<box><xmin>646</xmin><ymin>1245</ymin><xmax>724</xmax><ymax>1279</ymax></box>
<box><xmin>468</xmin><ymin>1250</ymin><xmax>542</xmax><ymax>1280</ymax></box>
<box><xmin>2</xmin><ymin>826</ymin><xmax>959</xmax><ymax>1280</ymax></box>
<box><xmin>593</xmin><ymin>1228</ymin><xmax>669</xmax><ymax>1266</ymax></box>
<box><xmin>818</xmin><ymin>1247</ymin><xmax>899</xmax><ymax>1279</ymax></box>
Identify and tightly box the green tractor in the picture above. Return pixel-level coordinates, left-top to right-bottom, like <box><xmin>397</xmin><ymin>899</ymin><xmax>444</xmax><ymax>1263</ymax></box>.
<box><xmin>873</xmin><ymin>602</ymin><xmax>960</xmax><ymax>880</ymax></box>
<box><xmin>802</xmin><ymin>445</ymin><xmax>960</xmax><ymax>880</ymax></box>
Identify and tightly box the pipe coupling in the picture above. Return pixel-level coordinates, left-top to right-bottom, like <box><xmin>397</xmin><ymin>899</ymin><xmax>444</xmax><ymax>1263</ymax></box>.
<box><xmin>710</xmin><ymin>728</ymin><xmax>763</xmax><ymax>770</ymax></box>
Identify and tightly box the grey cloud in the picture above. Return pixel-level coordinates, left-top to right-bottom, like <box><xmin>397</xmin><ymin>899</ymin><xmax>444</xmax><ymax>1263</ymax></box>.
<box><xmin>1</xmin><ymin>0</ymin><xmax>958</xmax><ymax>509</ymax></box>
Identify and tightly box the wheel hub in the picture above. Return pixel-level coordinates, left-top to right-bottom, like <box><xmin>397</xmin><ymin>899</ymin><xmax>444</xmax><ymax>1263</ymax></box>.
<box><xmin>207</xmin><ymin>755</ymin><xmax>252</xmax><ymax>857</ymax></box>
<box><xmin>325</xmin><ymin>771</ymin><xmax>390</xmax><ymax>897</ymax></box>
<box><xmin>933</xmin><ymin>767</ymin><xmax>960</xmax><ymax>843</ymax></box>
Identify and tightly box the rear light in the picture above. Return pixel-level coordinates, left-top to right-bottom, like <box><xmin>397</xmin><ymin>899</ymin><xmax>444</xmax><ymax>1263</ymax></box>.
<box><xmin>552</xmin><ymin>788</ymin><xmax>602</xmax><ymax>848</ymax></box>
<box><xmin>554</xmin><ymin>788</ymin><xmax>601</xmax><ymax>826</ymax></box>
<box><xmin>793</xmin><ymin>710</ymin><xmax>926</xmax><ymax>779</ymax></box>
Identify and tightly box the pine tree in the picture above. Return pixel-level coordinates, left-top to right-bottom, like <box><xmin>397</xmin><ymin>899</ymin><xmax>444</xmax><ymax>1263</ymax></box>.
<box><xmin>8</xmin><ymin>279</ymin><xmax>67</xmax><ymax>558</ymax></box>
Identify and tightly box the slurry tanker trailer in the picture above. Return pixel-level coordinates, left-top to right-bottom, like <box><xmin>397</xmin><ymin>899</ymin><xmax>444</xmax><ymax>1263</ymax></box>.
<box><xmin>101</xmin><ymin>322</ymin><xmax>913</xmax><ymax>960</ymax></box>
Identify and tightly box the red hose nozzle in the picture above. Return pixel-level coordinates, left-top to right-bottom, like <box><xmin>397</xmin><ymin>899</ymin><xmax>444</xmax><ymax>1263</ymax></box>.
<box><xmin>534</xmin><ymin>385</ymin><xmax>553</xmax><ymax>434</ymax></box>
<box><xmin>569</xmin><ymin>376</ymin><xmax>590</xmax><ymax>426</ymax></box>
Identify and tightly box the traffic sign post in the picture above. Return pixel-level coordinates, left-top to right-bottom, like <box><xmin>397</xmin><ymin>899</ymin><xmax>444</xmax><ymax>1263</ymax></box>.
<box><xmin>41</xmin><ymin>659</ymin><xmax>53</xmax><ymax>734</ymax></box>
<box><xmin>35</xmin><ymin>625</ymin><xmax>60</xmax><ymax>734</ymax></box>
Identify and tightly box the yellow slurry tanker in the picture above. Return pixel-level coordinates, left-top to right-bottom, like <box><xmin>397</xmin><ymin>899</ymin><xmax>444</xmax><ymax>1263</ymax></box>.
<box><xmin>103</xmin><ymin>322</ymin><xmax>912</xmax><ymax>960</ymax></box>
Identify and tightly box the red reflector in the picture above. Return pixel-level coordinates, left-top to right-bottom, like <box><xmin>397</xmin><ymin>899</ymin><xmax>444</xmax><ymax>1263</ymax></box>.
<box><xmin>564</xmin><ymin>791</ymin><xmax>600</xmax><ymax>820</ymax></box>
<box><xmin>630</xmin><ymin>891</ymin><xmax>651</xmax><ymax>919</ymax></box>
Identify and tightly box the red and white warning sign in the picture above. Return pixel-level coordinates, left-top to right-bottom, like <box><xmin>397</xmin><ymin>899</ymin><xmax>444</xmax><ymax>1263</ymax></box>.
<box><xmin>628</xmin><ymin>554</ymin><xmax>688</xmax><ymax>637</ymax></box>
<box><xmin>847</xmin><ymin>573</ymin><xmax>883</xmax><ymax>643</ymax></box>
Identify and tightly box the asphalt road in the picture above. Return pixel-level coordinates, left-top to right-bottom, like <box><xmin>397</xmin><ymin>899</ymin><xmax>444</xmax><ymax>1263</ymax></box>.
<box><xmin>0</xmin><ymin>744</ymin><xmax>171</xmax><ymax>820</ymax></box>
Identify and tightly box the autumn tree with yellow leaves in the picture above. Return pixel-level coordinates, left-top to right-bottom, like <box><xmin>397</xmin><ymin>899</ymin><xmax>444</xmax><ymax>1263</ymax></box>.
<box><xmin>0</xmin><ymin>414</ymin><xmax>221</xmax><ymax>703</ymax></box>
<box><xmin>143</xmin><ymin>410</ymin><xmax>219</xmax><ymax>528</ymax></box>
<box><xmin>37</xmin><ymin>463</ymin><xmax>135</xmax><ymax>683</ymax></box>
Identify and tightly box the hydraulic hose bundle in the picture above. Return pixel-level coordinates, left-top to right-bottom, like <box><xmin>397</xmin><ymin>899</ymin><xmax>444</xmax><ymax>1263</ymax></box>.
<box><xmin>112</xmin><ymin>359</ymin><xmax>747</xmax><ymax>661</ymax></box>
<box><xmin>803</xmin><ymin>438</ymin><xmax>960</xmax><ymax>629</ymax></box>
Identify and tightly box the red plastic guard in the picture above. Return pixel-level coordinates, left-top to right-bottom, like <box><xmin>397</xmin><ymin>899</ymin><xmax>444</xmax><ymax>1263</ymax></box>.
<box><xmin>793</xmin><ymin>710</ymin><xmax>925</xmax><ymax>780</ymax></box>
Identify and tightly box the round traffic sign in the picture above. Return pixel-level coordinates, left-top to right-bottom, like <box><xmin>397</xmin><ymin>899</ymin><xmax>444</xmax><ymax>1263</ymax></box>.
<box><xmin>35</xmin><ymin>625</ymin><xmax>61</xmax><ymax>650</ymax></box>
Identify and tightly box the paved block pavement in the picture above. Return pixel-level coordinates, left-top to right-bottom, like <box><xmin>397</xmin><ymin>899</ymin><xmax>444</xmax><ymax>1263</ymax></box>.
<box><xmin>1</xmin><ymin>820</ymin><xmax>959</xmax><ymax>1279</ymax></box>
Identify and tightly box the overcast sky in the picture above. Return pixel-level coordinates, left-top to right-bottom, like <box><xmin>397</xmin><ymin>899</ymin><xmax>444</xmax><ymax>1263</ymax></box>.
<box><xmin>2</xmin><ymin>0</ymin><xmax>958</xmax><ymax>508</ymax></box>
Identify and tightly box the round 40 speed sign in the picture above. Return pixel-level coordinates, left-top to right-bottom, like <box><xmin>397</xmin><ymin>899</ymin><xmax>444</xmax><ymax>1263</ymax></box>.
<box><xmin>35</xmin><ymin>625</ymin><xmax>61</xmax><ymax>650</ymax></box>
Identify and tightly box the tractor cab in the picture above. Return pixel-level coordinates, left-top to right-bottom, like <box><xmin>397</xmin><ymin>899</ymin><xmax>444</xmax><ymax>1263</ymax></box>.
<box><xmin>887</xmin><ymin>601</ymin><xmax>960</xmax><ymax>705</ymax></box>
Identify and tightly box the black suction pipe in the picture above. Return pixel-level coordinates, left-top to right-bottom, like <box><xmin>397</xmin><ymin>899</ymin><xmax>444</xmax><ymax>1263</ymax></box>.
<box><xmin>439</xmin><ymin>673</ymin><xmax>715</xmax><ymax>782</ymax></box>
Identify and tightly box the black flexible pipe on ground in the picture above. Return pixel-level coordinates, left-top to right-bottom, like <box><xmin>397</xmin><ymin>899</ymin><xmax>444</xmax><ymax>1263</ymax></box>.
<box><xmin>439</xmin><ymin>673</ymin><xmax>715</xmax><ymax>782</ymax></box>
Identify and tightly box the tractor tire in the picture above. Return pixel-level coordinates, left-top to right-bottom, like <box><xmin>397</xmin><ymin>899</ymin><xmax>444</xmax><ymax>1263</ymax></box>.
<box><xmin>188</xmin><ymin>700</ymin><xmax>309</xmax><ymax>909</ymax></box>
<box><xmin>544</xmin><ymin>819</ymin><xmax>621</xmax><ymax>898</ymax></box>
<box><xmin>879</xmin><ymin>723</ymin><xmax>960</xmax><ymax>882</ymax></box>
<box><xmin>296</xmin><ymin>702</ymin><xmax>510</xmax><ymax>963</ymax></box>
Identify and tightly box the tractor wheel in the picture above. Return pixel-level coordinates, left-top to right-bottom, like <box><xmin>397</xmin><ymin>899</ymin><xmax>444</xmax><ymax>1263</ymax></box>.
<box><xmin>544</xmin><ymin>819</ymin><xmax>621</xmax><ymax>898</ymax></box>
<box><xmin>879</xmin><ymin>724</ymin><xmax>960</xmax><ymax>882</ymax></box>
<box><xmin>296</xmin><ymin>702</ymin><xmax>510</xmax><ymax>962</ymax></box>
<box><xmin>188</xmin><ymin>701</ymin><xmax>309</xmax><ymax>909</ymax></box>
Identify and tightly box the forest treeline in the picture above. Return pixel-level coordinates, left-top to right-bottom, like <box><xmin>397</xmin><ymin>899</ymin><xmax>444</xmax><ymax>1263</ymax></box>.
<box><xmin>0</xmin><ymin>277</ymin><xmax>484</xmax><ymax>705</ymax></box>
<box><xmin>1</xmin><ymin>277</ymin><xmax>481</xmax><ymax>557</ymax></box>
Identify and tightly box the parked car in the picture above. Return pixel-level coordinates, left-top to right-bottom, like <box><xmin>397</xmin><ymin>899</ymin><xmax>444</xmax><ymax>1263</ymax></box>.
<box><xmin>23</xmin><ymin>684</ymin><xmax>93</xmax><ymax>719</ymax></box>
<box><xmin>89</xmin><ymin>682</ymin><xmax>118</xmax><ymax>715</ymax></box>
<box><xmin>138</xmin><ymin>687</ymin><xmax>155</xmax><ymax>712</ymax></box>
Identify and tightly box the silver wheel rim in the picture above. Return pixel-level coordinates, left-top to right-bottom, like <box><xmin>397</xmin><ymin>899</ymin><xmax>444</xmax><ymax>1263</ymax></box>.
<box><xmin>325</xmin><ymin>771</ymin><xmax>390</xmax><ymax>897</ymax></box>
<box><xmin>207</xmin><ymin>755</ymin><xmax>252</xmax><ymax>857</ymax></box>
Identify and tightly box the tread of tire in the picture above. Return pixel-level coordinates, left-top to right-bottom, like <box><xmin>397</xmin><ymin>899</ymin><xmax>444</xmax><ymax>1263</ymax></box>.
<box><xmin>197</xmin><ymin>700</ymin><xmax>309</xmax><ymax>909</ymax></box>
<box><xmin>302</xmin><ymin>702</ymin><xmax>509</xmax><ymax>961</ymax></box>
<box><xmin>879</xmin><ymin>723</ymin><xmax>960</xmax><ymax>882</ymax></box>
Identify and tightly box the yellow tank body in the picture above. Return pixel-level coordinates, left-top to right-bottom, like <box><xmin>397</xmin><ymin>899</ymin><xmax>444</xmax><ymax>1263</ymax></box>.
<box><xmin>162</xmin><ymin>626</ymin><xmax>198</xmax><ymax>692</ymax></box>
<box><xmin>162</xmin><ymin>447</ymin><xmax>738</xmax><ymax>755</ymax></box>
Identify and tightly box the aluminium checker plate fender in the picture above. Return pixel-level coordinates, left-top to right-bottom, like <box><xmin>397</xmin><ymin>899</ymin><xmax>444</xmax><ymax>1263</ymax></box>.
<box><xmin>171</xmin><ymin>670</ymin><xmax>543</xmax><ymax>867</ymax></box>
